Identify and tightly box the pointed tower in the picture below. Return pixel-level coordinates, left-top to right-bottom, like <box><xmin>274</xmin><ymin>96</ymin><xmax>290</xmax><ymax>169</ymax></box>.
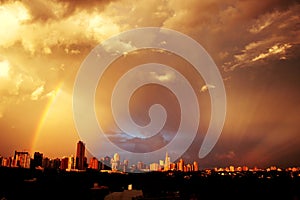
<box><xmin>164</xmin><ymin>152</ymin><xmax>170</xmax><ymax>171</ymax></box>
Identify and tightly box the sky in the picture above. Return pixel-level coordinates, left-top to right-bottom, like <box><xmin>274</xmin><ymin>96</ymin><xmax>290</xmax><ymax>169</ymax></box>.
<box><xmin>0</xmin><ymin>0</ymin><xmax>300</xmax><ymax>169</ymax></box>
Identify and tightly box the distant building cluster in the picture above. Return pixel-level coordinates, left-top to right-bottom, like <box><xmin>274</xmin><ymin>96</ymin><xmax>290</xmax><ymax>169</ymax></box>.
<box><xmin>0</xmin><ymin>141</ymin><xmax>89</xmax><ymax>171</ymax></box>
<box><xmin>1</xmin><ymin>140</ymin><xmax>300</xmax><ymax>175</ymax></box>
<box><xmin>0</xmin><ymin>140</ymin><xmax>200</xmax><ymax>173</ymax></box>
<box><xmin>1</xmin><ymin>151</ymin><xmax>31</xmax><ymax>168</ymax></box>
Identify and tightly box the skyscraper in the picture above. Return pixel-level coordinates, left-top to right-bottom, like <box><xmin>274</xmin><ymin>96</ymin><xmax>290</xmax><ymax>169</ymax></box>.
<box><xmin>68</xmin><ymin>155</ymin><xmax>75</xmax><ymax>170</ymax></box>
<box><xmin>88</xmin><ymin>157</ymin><xmax>99</xmax><ymax>170</ymax></box>
<box><xmin>123</xmin><ymin>159</ymin><xmax>129</xmax><ymax>172</ymax></box>
<box><xmin>75</xmin><ymin>141</ymin><xmax>85</xmax><ymax>170</ymax></box>
<box><xmin>193</xmin><ymin>161</ymin><xmax>199</xmax><ymax>171</ymax></box>
<box><xmin>32</xmin><ymin>152</ymin><xmax>43</xmax><ymax>168</ymax></box>
<box><xmin>60</xmin><ymin>157</ymin><xmax>69</xmax><ymax>170</ymax></box>
<box><xmin>111</xmin><ymin>153</ymin><xmax>120</xmax><ymax>171</ymax></box>
<box><xmin>101</xmin><ymin>156</ymin><xmax>111</xmax><ymax>170</ymax></box>
<box><xmin>14</xmin><ymin>151</ymin><xmax>30</xmax><ymax>168</ymax></box>
<box><xmin>177</xmin><ymin>158</ymin><xmax>184</xmax><ymax>171</ymax></box>
<box><xmin>164</xmin><ymin>152</ymin><xmax>170</xmax><ymax>171</ymax></box>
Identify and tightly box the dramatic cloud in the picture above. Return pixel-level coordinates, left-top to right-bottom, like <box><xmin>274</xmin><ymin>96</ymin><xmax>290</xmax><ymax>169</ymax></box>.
<box><xmin>222</xmin><ymin>2</ymin><xmax>300</xmax><ymax>71</ymax></box>
<box><xmin>0</xmin><ymin>1</ymin><xmax>31</xmax><ymax>47</ymax></box>
<box><xmin>0</xmin><ymin>1</ymin><xmax>121</xmax><ymax>56</ymax></box>
<box><xmin>0</xmin><ymin>0</ymin><xmax>299</xmax><ymax>169</ymax></box>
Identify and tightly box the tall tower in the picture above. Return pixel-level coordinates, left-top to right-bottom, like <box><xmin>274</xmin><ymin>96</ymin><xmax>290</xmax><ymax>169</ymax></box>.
<box><xmin>75</xmin><ymin>141</ymin><xmax>85</xmax><ymax>170</ymax></box>
<box><xmin>164</xmin><ymin>152</ymin><xmax>170</xmax><ymax>171</ymax></box>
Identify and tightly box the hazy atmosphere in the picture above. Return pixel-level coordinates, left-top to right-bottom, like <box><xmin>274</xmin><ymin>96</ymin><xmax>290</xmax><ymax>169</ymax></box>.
<box><xmin>0</xmin><ymin>0</ymin><xmax>299</xmax><ymax>169</ymax></box>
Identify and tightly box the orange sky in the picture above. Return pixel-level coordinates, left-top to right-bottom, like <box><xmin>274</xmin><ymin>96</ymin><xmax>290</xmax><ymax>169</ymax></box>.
<box><xmin>0</xmin><ymin>0</ymin><xmax>300</xmax><ymax>169</ymax></box>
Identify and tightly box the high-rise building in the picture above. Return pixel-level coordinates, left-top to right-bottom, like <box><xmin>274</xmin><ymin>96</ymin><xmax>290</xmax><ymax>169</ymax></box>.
<box><xmin>75</xmin><ymin>141</ymin><xmax>86</xmax><ymax>170</ymax></box>
<box><xmin>60</xmin><ymin>157</ymin><xmax>69</xmax><ymax>170</ymax></box>
<box><xmin>50</xmin><ymin>158</ymin><xmax>61</xmax><ymax>169</ymax></box>
<box><xmin>159</xmin><ymin>160</ymin><xmax>164</xmax><ymax>171</ymax></box>
<box><xmin>42</xmin><ymin>157</ymin><xmax>50</xmax><ymax>168</ymax></box>
<box><xmin>89</xmin><ymin>157</ymin><xmax>99</xmax><ymax>170</ymax></box>
<box><xmin>177</xmin><ymin>159</ymin><xmax>184</xmax><ymax>171</ymax></box>
<box><xmin>32</xmin><ymin>152</ymin><xmax>43</xmax><ymax>168</ymax></box>
<box><xmin>137</xmin><ymin>161</ymin><xmax>145</xmax><ymax>170</ymax></box>
<box><xmin>185</xmin><ymin>164</ymin><xmax>192</xmax><ymax>172</ymax></box>
<box><xmin>150</xmin><ymin>163</ymin><xmax>159</xmax><ymax>171</ymax></box>
<box><xmin>193</xmin><ymin>161</ymin><xmax>199</xmax><ymax>171</ymax></box>
<box><xmin>101</xmin><ymin>156</ymin><xmax>111</xmax><ymax>170</ymax></box>
<box><xmin>14</xmin><ymin>151</ymin><xmax>30</xmax><ymax>168</ymax></box>
<box><xmin>170</xmin><ymin>163</ymin><xmax>176</xmax><ymax>171</ymax></box>
<box><xmin>123</xmin><ymin>159</ymin><xmax>129</xmax><ymax>172</ymax></box>
<box><xmin>68</xmin><ymin>155</ymin><xmax>75</xmax><ymax>170</ymax></box>
<box><xmin>111</xmin><ymin>153</ymin><xmax>120</xmax><ymax>171</ymax></box>
<box><xmin>164</xmin><ymin>152</ymin><xmax>170</xmax><ymax>171</ymax></box>
<box><xmin>1</xmin><ymin>157</ymin><xmax>9</xmax><ymax>167</ymax></box>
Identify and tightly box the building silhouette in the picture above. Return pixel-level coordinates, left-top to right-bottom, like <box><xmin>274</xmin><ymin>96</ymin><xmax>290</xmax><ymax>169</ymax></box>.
<box><xmin>101</xmin><ymin>156</ymin><xmax>111</xmax><ymax>170</ymax></box>
<box><xmin>60</xmin><ymin>156</ymin><xmax>69</xmax><ymax>170</ymax></box>
<box><xmin>32</xmin><ymin>152</ymin><xmax>43</xmax><ymax>168</ymax></box>
<box><xmin>75</xmin><ymin>141</ymin><xmax>85</xmax><ymax>170</ymax></box>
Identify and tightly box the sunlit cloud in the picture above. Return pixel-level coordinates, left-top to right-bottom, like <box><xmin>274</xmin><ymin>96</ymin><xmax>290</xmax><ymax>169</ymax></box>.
<box><xmin>86</xmin><ymin>14</ymin><xmax>120</xmax><ymax>42</ymax></box>
<box><xmin>43</xmin><ymin>47</ymin><xmax>52</xmax><ymax>55</ymax></box>
<box><xmin>43</xmin><ymin>90</ymin><xmax>58</xmax><ymax>99</ymax></box>
<box><xmin>249</xmin><ymin>11</ymin><xmax>279</xmax><ymax>34</ymax></box>
<box><xmin>224</xmin><ymin>41</ymin><xmax>294</xmax><ymax>71</ymax></box>
<box><xmin>0</xmin><ymin>60</ymin><xmax>10</xmax><ymax>78</ymax></box>
<box><xmin>149</xmin><ymin>70</ymin><xmax>176</xmax><ymax>82</ymax></box>
<box><xmin>200</xmin><ymin>84</ymin><xmax>216</xmax><ymax>92</ymax></box>
<box><xmin>221</xmin><ymin>3</ymin><xmax>300</xmax><ymax>71</ymax></box>
<box><xmin>64</xmin><ymin>49</ymin><xmax>80</xmax><ymax>55</ymax></box>
<box><xmin>252</xmin><ymin>43</ymin><xmax>292</xmax><ymax>61</ymax></box>
<box><xmin>0</xmin><ymin>57</ymin><xmax>45</xmax><ymax>105</ymax></box>
<box><xmin>0</xmin><ymin>1</ymin><xmax>31</xmax><ymax>47</ymax></box>
<box><xmin>103</xmin><ymin>39</ymin><xmax>136</xmax><ymax>55</ymax></box>
<box><xmin>0</xmin><ymin>1</ymin><xmax>121</xmax><ymax>55</ymax></box>
<box><xmin>31</xmin><ymin>85</ymin><xmax>44</xmax><ymax>101</ymax></box>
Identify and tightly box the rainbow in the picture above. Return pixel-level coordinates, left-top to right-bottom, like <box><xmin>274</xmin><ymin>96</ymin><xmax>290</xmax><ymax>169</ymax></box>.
<box><xmin>30</xmin><ymin>82</ymin><xmax>64</xmax><ymax>154</ymax></box>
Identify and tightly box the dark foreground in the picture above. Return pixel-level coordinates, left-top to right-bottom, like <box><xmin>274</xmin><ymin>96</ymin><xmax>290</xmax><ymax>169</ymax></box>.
<box><xmin>0</xmin><ymin>167</ymin><xmax>299</xmax><ymax>200</ymax></box>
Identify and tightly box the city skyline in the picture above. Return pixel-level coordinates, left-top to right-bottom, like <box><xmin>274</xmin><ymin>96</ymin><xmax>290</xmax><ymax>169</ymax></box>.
<box><xmin>0</xmin><ymin>140</ymin><xmax>202</xmax><ymax>171</ymax></box>
<box><xmin>1</xmin><ymin>139</ymin><xmax>299</xmax><ymax>172</ymax></box>
<box><xmin>0</xmin><ymin>0</ymin><xmax>300</xmax><ymax>169</ymax></box>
